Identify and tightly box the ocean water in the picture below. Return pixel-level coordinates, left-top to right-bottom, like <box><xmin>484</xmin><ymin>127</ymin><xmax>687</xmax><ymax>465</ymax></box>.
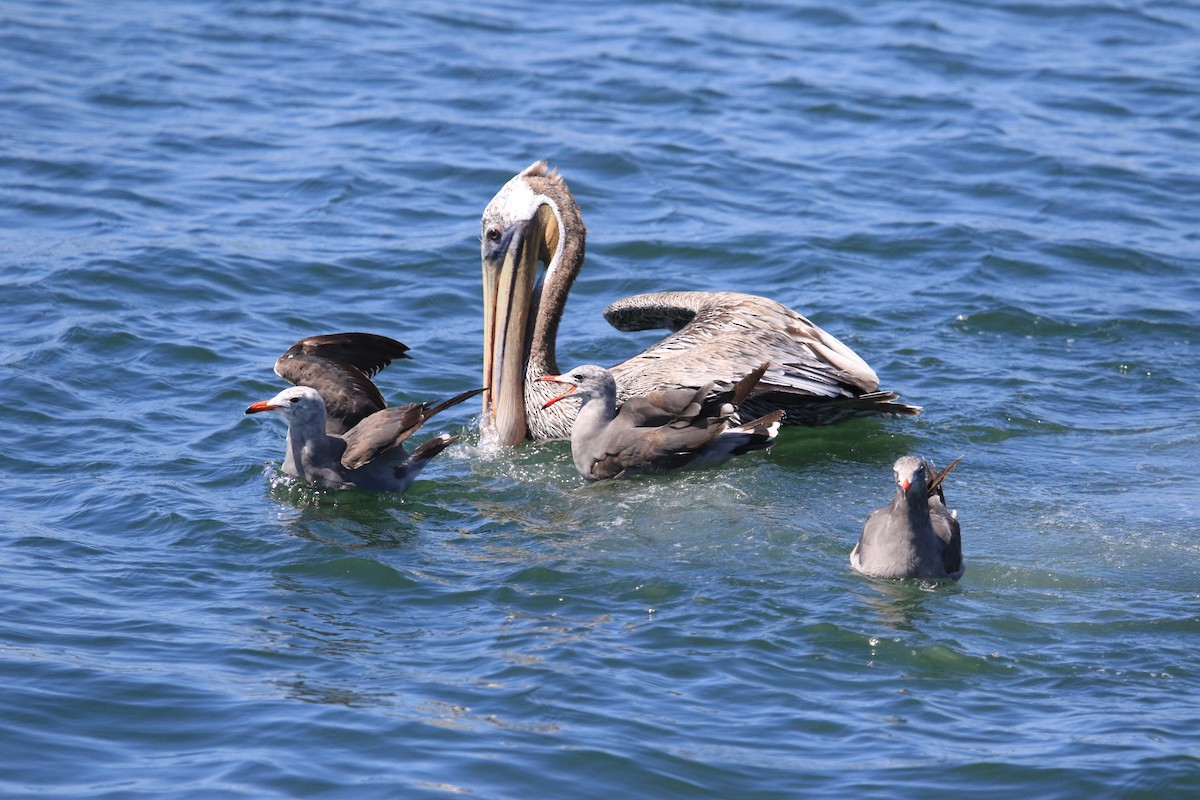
<box><xmin>2</xmin><ymin>0</ymin><xmax>1199</xmax><ymax>797</ymax></box>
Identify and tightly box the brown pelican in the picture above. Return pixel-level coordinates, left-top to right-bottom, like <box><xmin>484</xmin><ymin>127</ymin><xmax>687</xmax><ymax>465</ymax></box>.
<box><xmin>246</xmin><ymin>333</ymin><xmax>483</xmax><ymax>491</ymax></box>
<box><xmin>850</xmin><ymin>456</ymin><xmax>964</xmax><ymax>581</ymax></box>
<box><xmin>481</xmin><ymin>161</ymin><xmax>920</xmax><ymax>445</ymax></box>
<box><xmin>537</xmin><ymin>363</ymin><xmax>783</xmax><ymax>480</ymax></box>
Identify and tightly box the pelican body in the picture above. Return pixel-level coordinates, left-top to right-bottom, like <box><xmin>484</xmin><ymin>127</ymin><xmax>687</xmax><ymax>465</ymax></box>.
<box><xmin>851</xmin><ymin>456</ymin><xmax>964</xmax><ymax>581</ymax></box>
<box><xmin>480</xmin><ymin>161</ymin><xmax>919</xmax><ymax>445</ymax></box>
<box><xmin>246</xmin><ymin>333</ymin><xmax>482</xmax><ymax>492</ymax></box>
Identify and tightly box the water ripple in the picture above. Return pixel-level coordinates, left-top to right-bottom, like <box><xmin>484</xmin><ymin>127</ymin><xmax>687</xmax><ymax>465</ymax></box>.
<box><xmin>2</xmin><ymin>0</ymin><xmax>1200</xmax><ymax>796</ymax></box>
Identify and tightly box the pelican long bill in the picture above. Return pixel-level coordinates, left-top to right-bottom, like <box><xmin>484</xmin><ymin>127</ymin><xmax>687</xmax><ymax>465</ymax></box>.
<box><xmin>482</xmin><ymin>215</ymin><xmax>539</xmax><ymax>445</ymax></box>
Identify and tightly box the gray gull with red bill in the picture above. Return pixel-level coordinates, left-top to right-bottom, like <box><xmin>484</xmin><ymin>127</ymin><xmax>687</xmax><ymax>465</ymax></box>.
<box><xmin>851</xmin><ymin>455</ymin><xmax>964</xmax><ymax>581</ymax></box>
<box><xmin>537</xmin><ymin>362</ymin><xmax>783</xmax><ymax>481</ymax></box>
<box><xmin>246</xmin><ymin>333</ymin><xmax>483</xmax><ymax>492</ymax></box>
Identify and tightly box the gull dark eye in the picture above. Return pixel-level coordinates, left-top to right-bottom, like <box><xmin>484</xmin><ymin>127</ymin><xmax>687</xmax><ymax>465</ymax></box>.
<box><xmin>573</xmin><ymin>373</ymin><xmax>583</xmax><ymax>381</ymax></box>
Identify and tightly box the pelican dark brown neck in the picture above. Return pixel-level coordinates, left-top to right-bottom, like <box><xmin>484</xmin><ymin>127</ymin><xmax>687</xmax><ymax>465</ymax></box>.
<box><xmin>524</xmin><ymin>172</ymin><xmax>585</xmax><ymax>382</ymax></box>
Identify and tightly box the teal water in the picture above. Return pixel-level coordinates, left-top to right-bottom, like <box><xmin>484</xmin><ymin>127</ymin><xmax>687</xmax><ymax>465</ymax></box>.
<box><xmin>3</xmin><ymin>0</ymin><xmax>1199</xmax><ymax>797</ymax></box>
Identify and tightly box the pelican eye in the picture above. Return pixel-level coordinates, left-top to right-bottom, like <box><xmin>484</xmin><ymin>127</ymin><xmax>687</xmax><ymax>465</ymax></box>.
<box><xmin>486</xmin><ymin>226</ymin><xmax>502</xmax><ymax>242</ymax></box>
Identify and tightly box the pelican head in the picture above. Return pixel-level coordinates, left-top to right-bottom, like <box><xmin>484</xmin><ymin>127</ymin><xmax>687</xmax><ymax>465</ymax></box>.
<box><xmin>480</xmin><ymin>161</ymin><xmax>584</xmax><ymax>445</ymax></box>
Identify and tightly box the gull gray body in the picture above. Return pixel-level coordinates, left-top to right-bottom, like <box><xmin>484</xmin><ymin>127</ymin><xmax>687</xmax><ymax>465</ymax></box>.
<box><xmin>246</xmin><ymin>333</ymin><xmax>482</xmax><ymax>492</ymax></box>
<box><xmin>538</xmin><ymin>363</ymin><xmax>783</xmax><ymax>481</ymax></box>
<box><xmin>480</xmin><ymin>161</ymin><xmax>920</xmax><ymax>445</ymax></box>
<box><xmin>851</xmin><ymin>455</ymin><xmax>964</xmax><ymax>581</ymax></box>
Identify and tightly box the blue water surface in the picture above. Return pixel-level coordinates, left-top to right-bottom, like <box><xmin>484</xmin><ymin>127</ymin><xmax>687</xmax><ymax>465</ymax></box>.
<box><xmin>2</xmin><ymin>0</ymin><xmax>1199</xmax><ymax>797</ymax></box>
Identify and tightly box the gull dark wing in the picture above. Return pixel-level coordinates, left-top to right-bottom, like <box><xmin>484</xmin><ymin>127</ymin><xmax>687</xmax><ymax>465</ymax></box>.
<box><xmin>624</xmin><ymin>364</ymin><xmax>768</xmax><ymax>430</ymax></box>
<box><xmin>274</xmin><ymin>333</ymin><xmax>411</xmax><ymax>434</ymax></box>
<box><xmin>339</xmin><ymin>387</ymin><xmax>484</xmax><ymax>470</ymax></box>
<box><xmin>925</xmin><ymin>455</ymin><xmax>963</xmax><ymax>505</ymax></box>
<box><xmin>279</xmin><ymin>333</ymin><xmax>411</xmax><ymax>379</ymax></box>
<box><xmin>931</xmin><ymin>498</ymin><xmax>964</xmax><ymax>576</ymax></box>
<box><xmin>620</xmin><ymin>385</ymin><xmax>713</xmax><ymax>428</ymax></box>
